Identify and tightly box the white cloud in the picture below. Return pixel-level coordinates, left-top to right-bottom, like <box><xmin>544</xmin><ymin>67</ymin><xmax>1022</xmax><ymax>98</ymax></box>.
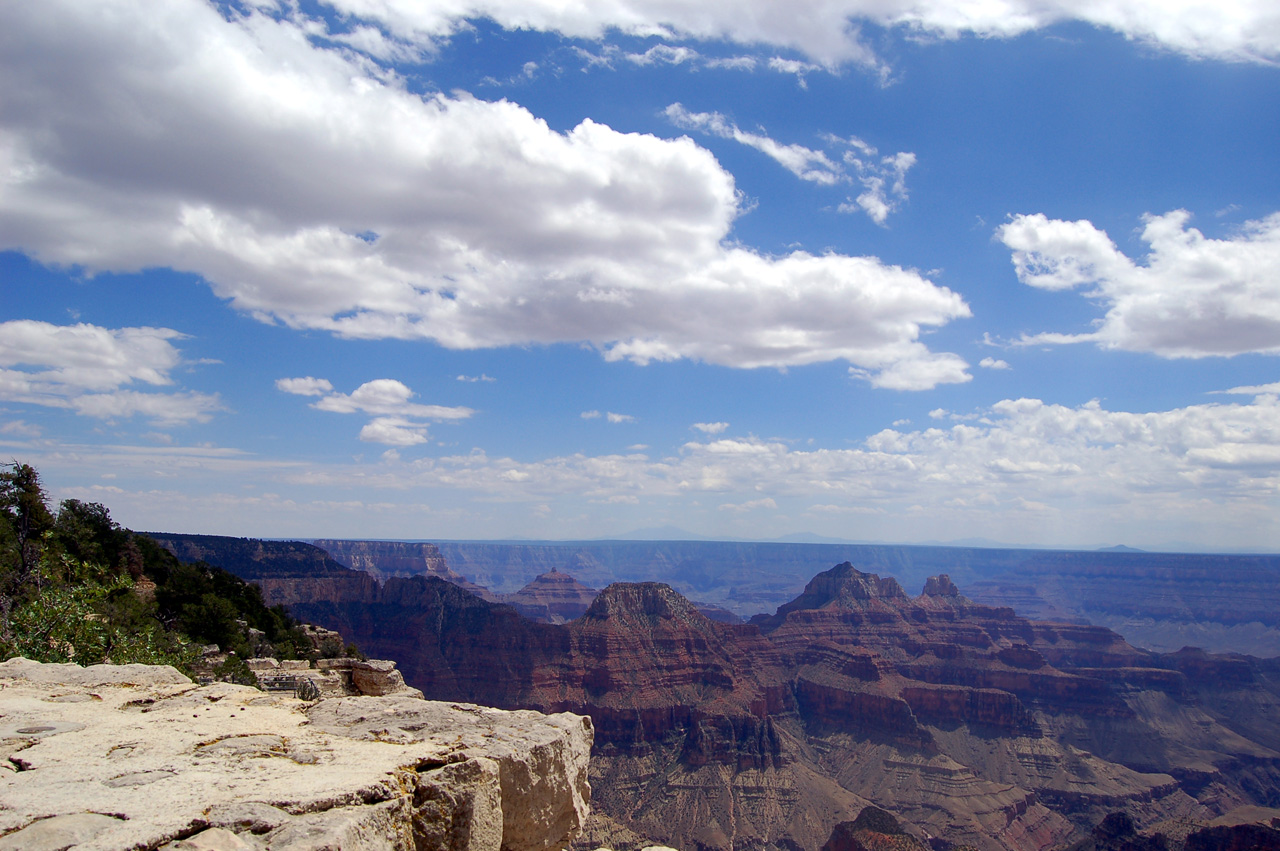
<box><xmin>693</xmin><ymin>421</ymin><xmax>730</xmax><ymax>434</ymax></box>
<box><xmin>767</xmin><ymin>57</ymin><xmax>823</xmax><ymax>76</ymax></box>
<box><xmin>276</xmin><ymin>376</ymin><xmax>334</xmax><ymax>396</ymax></box>
<box><xmin>836</xmin><ymin>143</ymin><xmax>916</xmax><ymax>225</ymax></box>
<box><xmin>312</xmin><ymin>379</ymin><xmax>473</xmax><ymax>420</ymax></box>
<box><xmin>0</xmin><ymin>2</ymin><xmax>967</xmax><ymax>387</ymax></box>
<box><xmin>0</xmin><ymin>320</ymin><xmax>184</xmax><ymax>391</ymax></box>
<box><xmin>281</xmin><ymin>378</ymin><xmax>472</xmax><ymax>446</ymax></box>
<box><xmin>1220</xmin><ymin>381</ymin><xmax>1280</xmax><ymax>395</ymax></box>
<box><xmin>69</xmin><ymin>391</ymin><xmax>224</xmax><ymax>426</ymax></box>
<box><xmin>979</xmin><ymin>357</ymin><xmax>1011</xmax><ymax>370</ymax></box>
<box><xmin>1000</xmin><ymin>211</ymin><xmax>1280</xmax><ymax>357</ymax></box>
<box><xmin>606</xmin><ymin>412</ymin><xmax>635</xmax><ymax>423</ymax></box>
<box><xmin>626</xmin><ymin>45</ymin><xmax>700</xmax><ymax>65</ymax></box>
<box><xmin>666</xmin><ymin>106</ymin><xmax>918</xmax><ymax>224</ymax></box>
<box><xmin>581</xmin><ymin>410</ymin><xmax>602</xmax><ymax>420</ymax></box>
<box><xmin>665</xmin><ymin>104</ymin><xmax>843</xmax><ymax>185</ymax></box>
<box><xmin>456</xmin><ymin>373</ymin><xmax>496</xmax><ymax>383</ymax></box>
<box><xmin>719</xmin><ymin>497</ymin><xmax>778</xmax><ymax>512</ymax></box>
<box><xmin>0</xmin><ymin>420</ymin><xmax>42</xmax><ymax>437</ymax></box>
<box><xmin>359</xmin><ymin>416</ymin><xmax>429</xmax><ymax>446</ymax></box>
<box><xmin>0</xmin><ymin>320</ymin><xmax>221</xmax><ymax>424</ymax></box>
<box><xmin>706</xmin><ymin>56</ymin><xmax>758</xmax><ymax>71</ymax></box>
<box><xmin>850</xmin><ymin>348</ymin><xmax>971</xmax><ymax>391</ymax></box>
<box><xmin>316</xmin><ymin>0</ymin><xmax>1280</xmax><ymax>68</ymax></box>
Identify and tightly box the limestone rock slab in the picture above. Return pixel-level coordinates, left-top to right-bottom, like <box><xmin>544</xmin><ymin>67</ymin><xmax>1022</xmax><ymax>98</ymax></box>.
<box><xmin>0</xmin><ymin>658</ymin><xmax>592</xmax><ymax>851</ymax></box>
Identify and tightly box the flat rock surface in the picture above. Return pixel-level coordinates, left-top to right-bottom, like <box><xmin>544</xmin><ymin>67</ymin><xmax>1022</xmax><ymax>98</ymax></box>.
<box><xmin>0</xmin><ymin>657</ymin><xmax>592</xmax><ymax>851</ymax></box>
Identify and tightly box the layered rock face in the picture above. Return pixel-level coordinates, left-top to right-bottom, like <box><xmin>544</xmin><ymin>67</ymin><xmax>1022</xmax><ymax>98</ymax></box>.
<box><xmin>0</xmin><ymin>657</ymin><xmax>592</xmax><ymax>851</ymax></box>
<box><xmin>289</xmin><ymin>563</ymin><xmax>1280</xmax><ymax>851</ymax></box>
<box><xmin>505</xmin><ymin>570</ymin><xmax>600</xmax><ymax>623</ymax></box>
<box><xmin>315</xmin><ymin>539</ymin><xmax>497</xmax><ymax>601</ymax></box>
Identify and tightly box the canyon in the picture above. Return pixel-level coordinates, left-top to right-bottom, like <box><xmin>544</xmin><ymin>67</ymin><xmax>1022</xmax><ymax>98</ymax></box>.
<box><xmin>150</xmin><ymin>534</ymin><xmax>1280</xmax><ymax>851</ymax></box>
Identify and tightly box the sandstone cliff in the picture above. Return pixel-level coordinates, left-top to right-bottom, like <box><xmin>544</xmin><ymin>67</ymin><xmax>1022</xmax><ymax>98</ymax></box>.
<box><xmin>0</xmin><ymin>657</ymin><xmax>592</xmax><ymax>851</ymax></box>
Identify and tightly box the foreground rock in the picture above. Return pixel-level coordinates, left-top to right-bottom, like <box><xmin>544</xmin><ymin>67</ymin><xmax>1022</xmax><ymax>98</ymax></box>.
<box><xmin>0</xmin><ymin>657</ymin><xmax>592</xmax><ymax>851</ymax></box>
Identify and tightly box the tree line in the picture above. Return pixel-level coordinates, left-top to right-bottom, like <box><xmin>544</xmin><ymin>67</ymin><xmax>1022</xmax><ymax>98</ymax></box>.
<box><xmin>0</xmin><ymin>461</ymin><xmax>320</xmax><ymax>676</ymax></box>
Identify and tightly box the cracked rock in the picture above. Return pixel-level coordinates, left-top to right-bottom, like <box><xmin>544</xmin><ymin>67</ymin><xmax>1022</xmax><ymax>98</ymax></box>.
<box><xmin>0</xmin><ymin>658</ymin><xmax>592</xmax><ymax>851</ymax></box>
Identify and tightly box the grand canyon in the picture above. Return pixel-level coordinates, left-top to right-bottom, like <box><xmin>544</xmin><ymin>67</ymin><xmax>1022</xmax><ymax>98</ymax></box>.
<box><xmin>148</xmin><ymin>534</ymin><xmax>1280</xmax><ymax>851</ymax></box>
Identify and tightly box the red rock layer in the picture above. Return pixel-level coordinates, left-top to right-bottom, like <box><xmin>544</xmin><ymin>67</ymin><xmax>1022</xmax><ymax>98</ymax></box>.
<box><xmin>501</xmin><ymin>568</ymin><xmax>599</xmax><ymax>623</ymax></box>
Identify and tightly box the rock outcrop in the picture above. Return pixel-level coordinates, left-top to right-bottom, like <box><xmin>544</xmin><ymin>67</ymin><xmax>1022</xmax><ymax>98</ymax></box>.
<box><xmin>0</xmin><ymin>657</ymin><xmax>592</xmax><ymax>851</ymax></box>
<box><xmin>504</xmin><ymin>570</ymin><xmax>599</xmax><ymax>624</ymax></box>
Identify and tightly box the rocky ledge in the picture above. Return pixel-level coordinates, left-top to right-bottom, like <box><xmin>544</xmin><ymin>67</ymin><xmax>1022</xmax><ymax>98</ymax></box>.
<box><xmin>0</xmin><ymin>657</ymin><xmax>592</xmax><ymax>851</ymax></box>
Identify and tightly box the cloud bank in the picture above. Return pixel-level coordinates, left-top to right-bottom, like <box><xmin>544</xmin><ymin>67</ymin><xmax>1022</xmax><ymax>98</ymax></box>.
<box><xmin>316</xmin><ymin>0</ymin><xmax>1280</xmax><ymax>68</ymax></box>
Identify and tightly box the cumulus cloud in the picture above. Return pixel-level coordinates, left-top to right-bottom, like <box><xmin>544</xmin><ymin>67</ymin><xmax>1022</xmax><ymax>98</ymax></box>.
<box><xmin>693</xmin><ymin>421</ymin><xmax>730</xmax><ymax>434</ymax></box>
<box><xmin>979</xmin><ymin>357</ymin><xmax>1011</xmax><ymax>370</ymax></box>
<box><xmin>606</xmin><ymin>412</ymin><xmax>636</xmax><ymax>423</ymax></box>
<box><xmin>276</xmin><ymin>376</ymin><xmax>334</xmax><ymax>396</ymax></box>
<box><xmin>316</xmin><ymin>0</ymin><xmax>1280</xmax><ymax>68</ymax></box>
<box><xmin>280</xmin><ymin>378</ymin><xmax>472</xmax><ymax>446</ymax></box>
<box><xmin>360</xmin><ymin>417</ymin><xmax>429</xmax><ymax>447</ymax></box>
<box><xmin>1000</xmin><ymin>211</ymin><xmax>1280</xmax><ymax>357</ymax></box>
<box><xmin>312</xmin><ymin>379</ymin><xmax>473</xmax><ymax>419</ymax></box>
<box><xmin>0</xmin><ymin>320</ymin><xmax>221</xmax><ymax>424</ymax></box>
<box><xmin>0</xmin><ymin>1</ymin><xmax>968</xmax><ymax>388</ymax></box>
<box><xmin>581</xmin><ymin>410</ymin><xmax>602</xmax><ymax>420</ymax></box>
<box><xmin>456</xmin><ymin>374</ymin><xmax>496</xmax><ymax>383</ymax></box>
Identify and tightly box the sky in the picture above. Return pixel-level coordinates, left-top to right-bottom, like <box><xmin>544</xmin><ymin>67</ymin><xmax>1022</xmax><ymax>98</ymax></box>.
<box><xmin>2</xmin><ymin>1</ymin><xmax>1280</xmax><ymax>551</ymax></box>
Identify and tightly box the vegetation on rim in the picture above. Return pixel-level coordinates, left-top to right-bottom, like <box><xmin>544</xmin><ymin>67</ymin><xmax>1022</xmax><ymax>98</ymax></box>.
<box><xmin>0</xmin><ymin>461</ymin><xmax>324</xmax><ymax>675</ymax></box>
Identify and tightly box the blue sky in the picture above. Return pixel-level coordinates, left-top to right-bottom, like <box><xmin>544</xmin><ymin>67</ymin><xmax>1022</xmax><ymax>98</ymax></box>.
<box><xmin>3</xmin><ymin>0</ymin><xmax>1280</xmax><ymax>550</ymax></box>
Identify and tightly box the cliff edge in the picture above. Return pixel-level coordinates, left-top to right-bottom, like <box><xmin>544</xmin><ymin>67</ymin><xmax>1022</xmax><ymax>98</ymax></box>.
<box><xmin>0</xmin><ymin>657</ymin><xmax>592</xmax><ymax>851</ymax></box>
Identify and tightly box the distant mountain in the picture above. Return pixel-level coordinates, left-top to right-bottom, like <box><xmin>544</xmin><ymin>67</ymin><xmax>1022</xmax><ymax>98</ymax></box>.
<box><xmin>1097</xmin><ymin>544</ymin><xmax>1145</xmax><ymax>553</ymax></box>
